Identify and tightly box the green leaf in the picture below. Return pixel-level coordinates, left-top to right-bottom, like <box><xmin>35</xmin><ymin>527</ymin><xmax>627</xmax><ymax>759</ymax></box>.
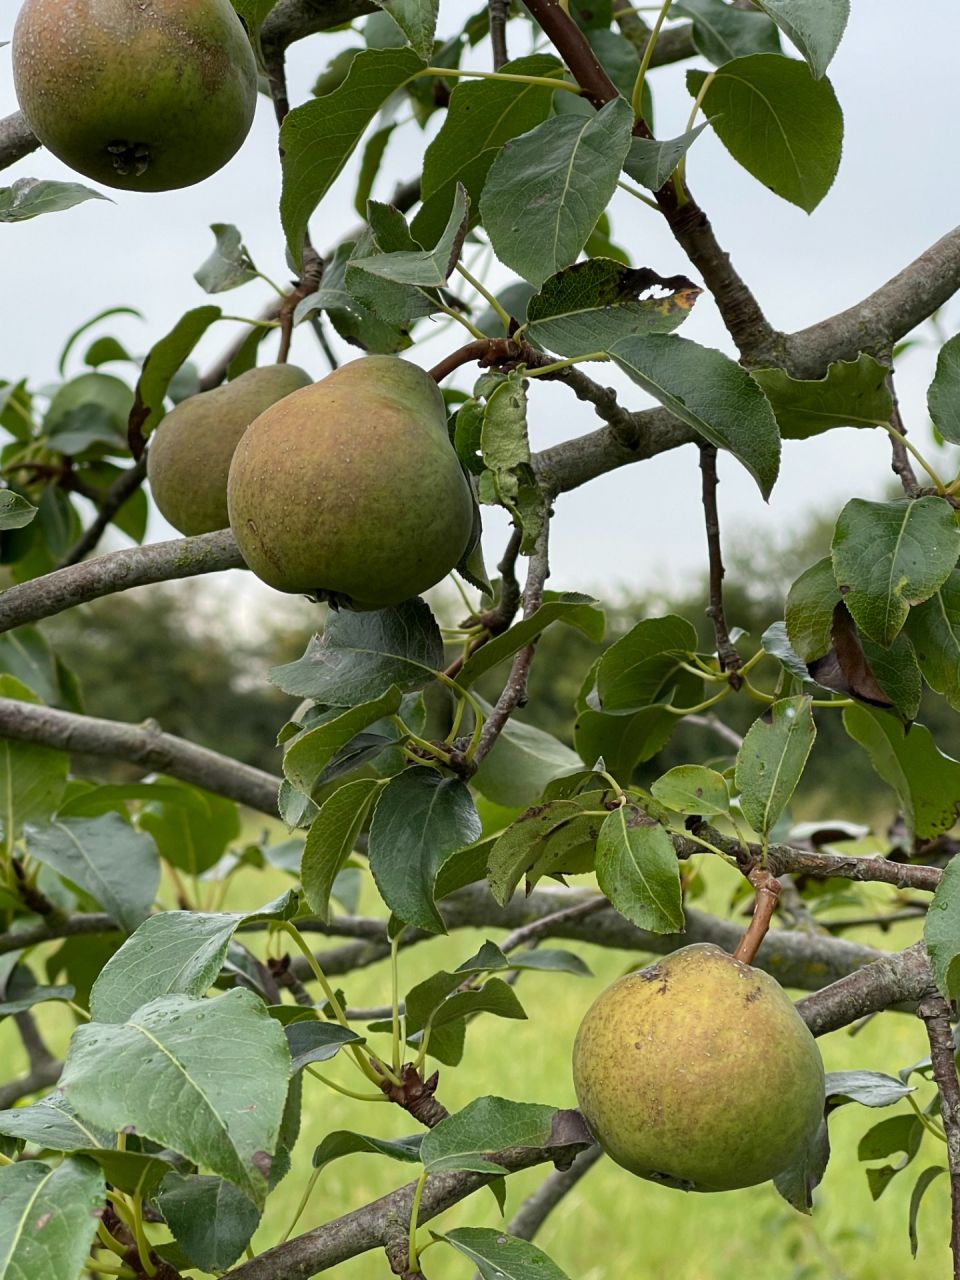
<box><xmin>312</xmin><ymin>1130</ymin><xmax>422</xmax><ymax>1173</ymax></box>
<box><xmin>928</xmin><ymin>333</ymin><xmax>960</xmax><ymax>444</ymax></box>
<box><xmin>422</xmin><ymin>1098</ymin><xmax>580</xmax><ymax>1175</ymax></box>
<box><xmin>413</xmin><ymin>54</ymin><xmax>564</xmax><ymax>246</ymax></box>
<box><xmin>471</xmin><ymin>709</ymin><xmax>582</xmax><ymax>809</ymax></box>
<box><xmin>843</xmin><ymin>705</ymin><xmax>960</xmax><ymax>840</ymax></box>
<box><xmin>350</xmin><ymin>184</ymin><xmax>469</xmax><ymax>293</ymax></box>
<box><xmin>623</xmin><ymin>124</ymin><xmax>709</xmax><ymax>190</ymax></box>
<box><xmin>594</xmin><ymin>614</ymin><xmax>698</xmax><ymax>711</ymax></box>
<box><xmin>57</xmin><ymin>306</ymin><xmax>143</xmax><ymax>378</ymax></box>
<box><xmin>294</xmin><ymin>240</ymin><xmax>412</xmax><ymax>354</ymax></box>
<box><xmin>575</xmin><ymin>705</ymin><xmax>680</xmax><ymax>778</ymax></box>
<box><xmin>651</xmin><ymin>765</ymin><xmax>730</xmax><ymax>816</ymax></box>
<box><xmin>909</xmin><ymin>1166</ymin><xmax>946</xmax><ymax>1258</ymax></box>
<box><xmin>0</xmin><ymin>1091</ymin><xmax>111</xmax><ymax>1152</ymax></box>
<box><xmin>824</xmin><ymin>1071</ymin><xmax>915</xmax><ymax>1109</ymax></box>
<box><xmin>280</xmin><ymin>47</ymin><xmax>425</xmax><ymax>268</ymax></box>
<box><xmin>785</xmin><ymin>557</ymin><xmax>839</xmax><ymax>660</ymax></box>
<box><xmin>924</xmin><ymin>857</ymin><xmax>960</xmax><ymax>1001</ymax></box>
<box><xmin>437</xmin><ymin>1227</ymin><xmax>573</xmax><ymax>1279</ymax></box>
<box><xmin>0</xmin><ymin>676</ymin><xmax>69</xmax><ymax>837</ymax></box>
<box><xmin>0</xmin><ymin>966</ymin><xmax>74</xmax><ymax>1017</ymax></box>
<box><xmin>0</xmin><ymin>491</ymin><xmax>38</xmax><ymax>530</ymax></box>
<box><xmin>457</xmin><ymin>594</ymin><xmax>604</xmax><ymax>686</ymax></box>
<box><xmin>138</xmin><ymin>780</ymin><xmax>241</xmax><ymax>876</ymax></box>
<box><xmin>905</xmin><ymin>568</ymin><xmax>960</xmax><ymax>710</ymax></box>
<box><xmin>25</xmin><ymin>814</ymin><xmax>160</xmax><ymax>933</ymax></box>
<box><xmin>486</xmin><ymin>790</ymin><xmax>610</xmax><ymax>906</ymax></box>
<box><xmin>354</xmin><ymin>120</ymin><xmax>396</xmax><ymax>217</ymax></box>
<box><xmin>773</xmin><ymin>1118</ymin><xmax>829</xmax><ymax>1214</ymax></box>
<box><xmin>0</xmin><ymin>1157</ymin><xmax>105</xmax><ymax>1280</ymax></box>
<box><xmin>0</xmin><ymin>177</ymin><xmax>111</xmax><ymax>222</ymax></box>
<box><xmin>752</xmin><ymin>354</ymin><xmax>892</xmax><ymax>440</ymax></box>
<box><xmin>301</xmin><ymin>778</ymin><xmax>382</xmax><ymax>921</ymax></box>
<box><xmin>230</xmin><ymin>0</ymin><xmax>281</xmax><ymax>36</ymax></box>
<box><xmin>373</xmin><ymin>0</ymin><xmax>439</xmax><ymax>59</ymax></box>
<box><xmin>194</xmin><ymin>223</ymin><xmax>258</xmax><ymax>294</ymax></box>
<box><xmin>285</xmin><ymin>1022</ymin><xmax>364</xmax><ymax>1073</ymax></box>
<box><xmin>61</xmin><ymin>990</ymin><xmax>290</xmax><ymax>1208</ymax></box>
<box><xmin>368</xmin><ymin>767</ymin><xmax>481</xmax><ymax>931</ymax></box>
<box><xmin>480</xmin><ymin>97</ymin><xmax>635</xmax><ymax>287</ymax></box>
<box><xmin>283</xmin><ymin>689</ymin><xmax>402</xmax><ymax>796</ymax></box>
<box><xmin>269</xmin><ymin>599</ymin><xmax>443</xmax><ymax>705</ymax></box>
<box><xmin>688</xmin><ymin>54</ymin><xmax>842</xmax><ymax>212</ymax></box>
<box><xmin>832</xmin><ymin>497</ymin><xmax>960</xmax><ymax>647</ymax></box>
<box><xmin>595</xmin><ymin>806</ymin><xmax>683</xmax><ymax>933</ymax></box>
<box><xmin>89</xmin><ymin>894</ymin><xmax>297</xmax><ymax>1023</ymax></box>
<box><xmin>860</xmin><ymin>630</ymin><xmax>922</xmax><ymax>721</ymax></box>
<box><xmin>157</xmin><ymin>1172</ymin><xmax>261</xmax><ymax>1273</ymax></box>
<box><xmin>523</xmin><ymin>260</ymin><xmax>701</xmax><ymax>358</ymax></box>
<box><xmin>735</xmin><ymin>696</ymin><xmax>816</xmax><ymax>836</ymax></box>
<box><xmin>609</xmin><ymin>334</ymin><xmax>781</xmax><ymax>497</ymax></box>
<box><xmin>755</xmin><ymin>0</ymin><xmax>850</xmax><ymax>77</ymax></box>
<box><xmin>673</xmin><ymin>0</ymin><xmax>781</xmax><ymax>65</ymax></box>
<box><xmin>128</xmin><ymin>306</ymin><xmax>222</xmax><ymax>452</ymax></box>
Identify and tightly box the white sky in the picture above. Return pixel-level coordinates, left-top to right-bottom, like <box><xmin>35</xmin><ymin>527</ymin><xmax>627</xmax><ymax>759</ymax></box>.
<box><xmin>2</xmin><ymin>1</ymin><xmax>959</xmax><ymax>619</ymax></box>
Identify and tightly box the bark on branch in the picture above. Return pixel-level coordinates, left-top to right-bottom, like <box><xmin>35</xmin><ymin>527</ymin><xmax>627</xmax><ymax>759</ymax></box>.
<box><xmin>0</xmin><ymin>698</ymin><xmax>281</xmax><ymax>816</ymax></box>
<box><xmin>0</xmin><ymin>111</ymin><xmax>41</xmax><ymax>173</ymax></box>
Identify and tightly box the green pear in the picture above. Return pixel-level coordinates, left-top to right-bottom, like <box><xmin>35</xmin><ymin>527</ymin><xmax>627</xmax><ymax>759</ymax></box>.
<box><xmin>12</xmin><ymin>0</ymin><xmax>257</xmax><ymax>191</ymax></box>
<box><xmin>148</xmin><ymin>365</ymin><xmax>312</xmax><ymax>537</ymax></box>
<box><xmin>572</xmin><ymin>943</ymin><xmax>825</xmax><ymax>1191</ymax></box>
<box><xmin>227</xmin><ymin>355</ymin><xmax>476</xmax><ymax>608</ymax></box>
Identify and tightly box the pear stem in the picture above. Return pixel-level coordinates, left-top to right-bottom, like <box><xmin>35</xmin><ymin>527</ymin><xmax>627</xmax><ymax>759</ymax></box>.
<box><xmin>732</xmin><ymin>868</ymin><xmax>780</xmax><ymax>966</ymax></box>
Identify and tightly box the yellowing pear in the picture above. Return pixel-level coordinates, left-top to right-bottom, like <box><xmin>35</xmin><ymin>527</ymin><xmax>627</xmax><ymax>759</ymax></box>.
<box><xmin>13</xmin><ymin>0</ymin><xmax>257</xmax><ymax>191</ymax></box>
<box><xmin>148</xmin><ymin>365</ymin><xmax>312</xmax><ymax>536</ymax></box>
<box><xmin>227</xmin><ymin>355</ymin><xmax>475</xmax><ymax>609</ymax></box>
<box><xmin>572</xmin><ymin>944</ymin><xmax>825</xmax><ymax>1192</ymax></box>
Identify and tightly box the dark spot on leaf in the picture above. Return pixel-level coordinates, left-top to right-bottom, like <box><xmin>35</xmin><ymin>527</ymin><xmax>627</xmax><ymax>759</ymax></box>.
<box><xmin>251</xmin><ymin>1151</ymin><xmax>273</xmax><ymax>1178</ymax></box>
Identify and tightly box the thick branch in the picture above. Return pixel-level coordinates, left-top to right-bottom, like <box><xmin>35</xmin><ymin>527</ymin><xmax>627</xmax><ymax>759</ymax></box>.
<box><xmin>918</xmin><ymin>991</ymin><xmax>960</xmax><ymax>1279</ymax></box>
<box><xmin>785</xmin><ymin>225</ymin><xmax>960</xmax><ymax>377</ymax></box>
<box><xmin>795</xmin><ymin>941</ymin><xmax>932</xmax><ymax>1036</ymax></box>
<box><xmin>223</xmin><ymin>1119</ymin><xmax>591</xmax><ymax>1280</ymax></box>
<box><xmin>260</xmin><ymin>0</ymin><xmax>377</xmax><ymax>58</ymax></box>
<box><xmin>0</xmin><ymin>699</ymin><xmax>281</xmax><ymax>816</ymax></box>
<box><xmin>0</xmin><ymin>529</ymin><xmax>243</xmax><ymax>634</ymax></box>
<box><xmin>501</xmin><ymin>1145</ymin><xmax>602</xmax><ymax>1242</ymax></box>
<box><xmin>0</xmin><ymin>913</ymin><xmax>118</xmax><ymax>957</ymax></box>
<box><xmin>0</xmin><ymin>111</ymin><xmax>41</xmax><ymax>173</ymax></box>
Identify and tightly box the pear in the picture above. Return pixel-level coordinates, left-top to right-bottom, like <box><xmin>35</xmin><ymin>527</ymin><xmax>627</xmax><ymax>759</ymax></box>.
<box><xmin>572</xmin><ymin>943</ymin><xmax>825</xmax><ymax>1192</ymax></box>
<box><xmin>12</xmin><ymin>0</ymin><xmax>257</xmax><ymax>191</ymax></box>
<box><xmin>227</xmin><ymin>355</ymin><xmax>475</xmax><ymax>608</ymax></box>
<box><xmin>148</xmin><ymin>365</ymin><xmax>312</xmax><ymax>537</ymax></box>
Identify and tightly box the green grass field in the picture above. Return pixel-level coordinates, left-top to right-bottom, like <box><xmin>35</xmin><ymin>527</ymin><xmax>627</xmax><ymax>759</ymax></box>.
<box><xmin>4</xmin><ymin>861</ymin><xmax>951</xmax><ymax>1280</ymax></box>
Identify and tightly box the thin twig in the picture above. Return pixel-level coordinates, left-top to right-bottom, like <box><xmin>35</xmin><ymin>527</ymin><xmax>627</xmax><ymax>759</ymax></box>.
<box><xmin>56</xmin><ymin>455</ymin><xmax>148</xmax><ymax>568</ymax></box>
<box><xmin>501</xmin><ymin>1145</ymin><xmax>601</xmax><ymax>1241</ymax></box>
<box><xmin>499</xmin><ymin>896</ymin><xmax>608</xmax><ymax>953</ymax></box>
<box><xmin>472</xmin><ymin>521</ymin><xmax>551</xmax><ymax>765</ymax></box>
<box><xmin>885</xmin><ymin>370</ymin><xmax>923</xmax><ymax>498</ymax></box>
<box><xmin>489</xmin><ymin>0</ymin><xmax>510</xmax><ymax>69</ymax></box>
<box><xmin>444</xmin><ymin>527</ymin><xmax>523</xmax><ymax>679</ymax></box>
<box><xmin>698</xmin><ymin>444</ymin><xmax>742</xmax><ymax>684</ymax></box>
<box><xmin>917</xmin><ymin>992</ymin><xmax>960</xmax><ymax>1279</ymax></box>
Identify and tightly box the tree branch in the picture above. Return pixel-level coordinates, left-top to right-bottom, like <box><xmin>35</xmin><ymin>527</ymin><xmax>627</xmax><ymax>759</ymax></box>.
<box><xmin>222</xmin><ymin>1115</ymin><xmax>593</xmax><ymax>1280</ymax></box>
<box><xmin>795</xmin><ymin>940</ymin><xmax>932</xmax><ymax>1036</ymax></box>
<box><xmin>0</xmin><ymin>1058</ymin><xmax>62</xmax><ymax>1110</ymax></box>
<box><xmin>472</xmin><ymin>521</ymin><xmax>551</xmax><ymax>766</ymax></box>
<box><xmin>0</xmin><ymin>111</ymin><xmax>41</xmax><ymax>173</ymax></box>
<box><xmin>698</xmin><ymin>444</ymin><xmax>742</xmax><ymax>682</ymax></box>
<box><xmin>0</xmin><ymin>529</ymin><xmax>244</xmax><ymax>635</ymax></box>
<box><xmin>498</xmin><ymin>1144</ymin><xmax>602</xmax><ymax>1242</ymax></box>
<box><xmin>0</xmin><ymin>698</ymin><xmax>281</xmax><ymax>816</ymax></box>
<box><xmin>784</xmin><ymin>225</ymin><xmax>960</xmax><ymax>377</ymax></box>
<box><xmin>885</xmin><ymin>370</ymin><xmax>923</xmax><ymax>499</ymax></box>
<box><xmin>489</xmin><ymin>0</ymin><xmax>509</xmax><ymax>70</ymax></box>
<box><xmin>917</xmin><ymin>991</ymin><xmax>960</xmax><ymax>1280</ymax></box>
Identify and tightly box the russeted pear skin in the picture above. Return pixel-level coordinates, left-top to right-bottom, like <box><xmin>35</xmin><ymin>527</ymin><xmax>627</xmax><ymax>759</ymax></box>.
<box><xmin>148</xmin><ymin>365</ymin><xmax>312</xmax><ymax>536</ymax></box>
<box><xmin>572</xmin><ymin>944</ymin><xmax>825</xmax><ymax>1192</ymax></box>
<box><xmin>227</xmin><ymin>356</ymin><xmax>475</xmax><ymax>609</ymax></box>
<box><xmin>12</xmin><ymin>0</ymin><xmax>257</xmax><ymax>191</ymax></box>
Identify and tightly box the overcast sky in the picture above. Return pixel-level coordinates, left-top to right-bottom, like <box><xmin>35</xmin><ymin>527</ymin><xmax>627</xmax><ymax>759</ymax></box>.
<box><xmin>2</xmin><ymin>2</ymin><xmax>959</xmax><ymax>618</ymax></box>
